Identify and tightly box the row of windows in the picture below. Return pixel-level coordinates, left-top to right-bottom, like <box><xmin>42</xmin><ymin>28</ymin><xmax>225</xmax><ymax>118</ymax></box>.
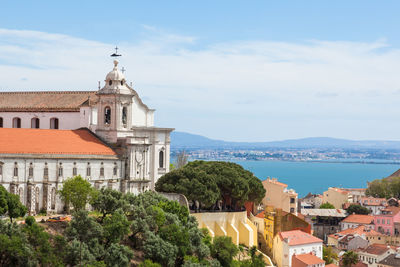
<box><xmin>376</xmin><ymin>218</ymin><xmax>391</xmax><ymax>225</ymax></box>
<box><xmin>104</xmin><ymin>106</ymin><xmax>128</xmax><ymax>126</ymax></box>
<box><xmin>0</xmin><ymin>162</ymin><xmax>118</xmax><ymax>178</ymax></box>
<box><xmin>0</xmin><ymin>117</ymin><xmax>59</xmax><ymax>129</ymax></box>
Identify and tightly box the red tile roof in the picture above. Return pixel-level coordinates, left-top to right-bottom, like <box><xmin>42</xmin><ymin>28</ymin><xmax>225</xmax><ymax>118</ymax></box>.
<box><xmin>0</xmin><ymin>91</ymin><xmax>96</xmax><ymax>112</ymax></box>
<box><xmin>279</xmin><ymin>230</ymin><xmax>322</xmax><ymax>246</ymax></box>
<box><xmin>326</xmin><ymin>264</ymin><xmax>339</xmax><ymax>267</ymax></box>
<box><xmin>292</xmin><ymin>253</ymin><xmax>324</xmax><ymax>265</ymax></box>
<box><xmin>342</xmin><ymin>214</ymin><xmax>374</xmax><ymax>224</ymax></box>
<box><xmin>328</xmin><ymin>225</ymin><xmax>382</xmax><ymax>240</ymax></box>
<box><xmin>360</xmin><ymin>197</ymin><xmax>386</xmax><ymax>206</ymax></box>
<box><xmin>358</xmin><ymin>243</ymin><xmax>394</xmax><ymax>255</ymax></box>
<box><xmin>0</xmin><ymin>128</ymin><xmax>116</xmax><ymax>156</ymax></box>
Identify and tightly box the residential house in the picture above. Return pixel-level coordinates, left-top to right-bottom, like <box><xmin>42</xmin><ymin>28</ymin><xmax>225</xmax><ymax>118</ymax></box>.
<box><xmin>262</xmin><ymin>206</ymin><xmax>311</xmax><ymax>255</ymax></box>
<box><xmin>327</xmin><ymin>225</ymin><xmax>383</xmax><ymax>248</ymax></box>
<box><xmin>299</xmin><ymin>193</ymin><xmax>323</xmax><ymax>210</ymax></box>
<box><xmin>359</xmin><ymin>197</ymin><xmax>387</xmax><ymax>215</ymax></box>
<box><xmin>357</xmin><ymin>244</ymin><xmax>396</xmax><ymax>267</ymax></box>
<box><xmin>262</xmin><ymin>178</ymin><xmax>298</xmax><ymax>214</ymax></box>
<box><xmin>373</xmin><ymin>207</ymin><xmax>400</xmax><ymax>235</ymax></box>
<box><xmin>337</xmin><ymin>234</ymin><xmax>369</xmax><ymax>251</ymax></box>
<box><xmin>322</xmin><ymin>188</ymin><xmax>366</xmax><ymax>209</ymax></box>
<box><xmin>301</xmin><ymin>209</ymin><xmax>347</xmax><ymax>242</ymax></box>
<box><xmin>291</xmin><ymin>253</ymin><xmax>325</xmax><ymax>267</ymax></box>
<box><xmin>272</xmin><ymin>230</ymin><xmax>323</xmax><ymax>267</ymax></box>
<box><xmin>377</xmin><ymin>249</ymin><xmax>400</xmax><ymax>267</ymax></box>
<box><xmin>340</xmin><ymin>214</ymin><xmax>374</xmax><ymax>231</ymax></box>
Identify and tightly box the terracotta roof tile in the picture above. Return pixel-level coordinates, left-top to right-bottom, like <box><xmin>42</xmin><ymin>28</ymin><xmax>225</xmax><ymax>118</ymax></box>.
<box><xmin>358</xmin><ymin>243</ymin><xmax>395</xmax><ymax>255</ymax></box>
<box><xmin>328</xmin><ymin>225</ymin><xmax>382</xmax><ymax>240</ymax></box>
<box><xmin>342</xmin><ymin>214</ymin><xmax>374</xmax><ymax>224</ymax></box>
<box><xmin>326</xmin><ymin>264</ymin><xmax>339</xmax><ymax>267</ymax></box>
<box><xmin>0</xmin><ymin>128</ymin><xmax>116</xmax><ymax>156</ymax></box>
<box><xmin>292</xmin><ymin>253</ymin><xmax>324</xmax><ymax>265</ymax></box>
<box><xmin>279</xmin><ymin>230</ymin><xmax>322</xmax><ymax>246</ymax></box>
<box><xmin>0</xmin><ymin>91</ymin><xmax>96</xmax><ymax>112</ymax></box>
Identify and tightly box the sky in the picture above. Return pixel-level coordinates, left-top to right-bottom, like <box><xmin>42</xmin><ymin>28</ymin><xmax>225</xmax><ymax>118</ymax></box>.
<box><xmin>1</xmin><ymin>1</ymin><xmax>400</xmax><ymax>142</ymax></box>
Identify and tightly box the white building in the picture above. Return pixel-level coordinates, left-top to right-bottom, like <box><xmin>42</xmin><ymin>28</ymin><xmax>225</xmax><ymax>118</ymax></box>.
<box><xmin>272</xmin><ymin>230</ymin><xmax>323</xmax><ymax>267</ymax></box>
<box><xmin>0</xmin><ymin>59</ymin><xmax>174</xmax><ymax>214</ymax></box>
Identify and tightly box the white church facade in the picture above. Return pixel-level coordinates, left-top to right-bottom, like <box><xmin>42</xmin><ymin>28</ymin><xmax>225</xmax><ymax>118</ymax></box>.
<box><xmin>0</xmin><ymin>59</ymin><xmax>173</xmax><ymax>214</ymax></box>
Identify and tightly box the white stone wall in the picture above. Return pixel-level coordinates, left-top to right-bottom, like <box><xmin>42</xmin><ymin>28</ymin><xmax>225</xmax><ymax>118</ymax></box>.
<box><xmin>0</xmin><ymin>157</ymin><xmax>123</xmax><ymax>214</ymax></box>
<box><xmin>288</xmin><ymin>243</ymin><xmax>323</xmax><ymax>267</ymax></box>
<box><xmin>0</xmin><ymin>111</ymin><xmax>81</xmax><ymax>130</ymax></box>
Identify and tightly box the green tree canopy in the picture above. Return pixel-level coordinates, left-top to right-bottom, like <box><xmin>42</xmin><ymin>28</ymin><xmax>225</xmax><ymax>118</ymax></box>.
<box><xmin>342</xmin><ymin>251</ymin><xmax>358</xmax><ymax>267</ymax></box>
<box><xmin>366</xmin><ymin>177</ymin><xmax>400</xmax><ymax>198</ymax></box>
<box><xmin>320</xmin><ymin>202</ymin><xmax>335</xmax><ymax>209</ymax></box>
<box><xmin>6</xmin><ymin>189</ymin><xmax>27</xmax><ymax>223</ymax></box>
<box><xmin>59</xmin><ymin>175</ymin><xmax>94</xmax><ymax>212</ymax></box>
<box><xmin>156</xmin><ymin>161</ymin><xmax>266</xmax><ymax>210</ymax></box>
<box><xmin>346</xmin><ymin>204</ymin><xmax>370</xmax><ymax>215</ymax></box>
<box><xmin>323</xmin><ymin>246</ymin><xmax>338</xmax><ymax>264</ymax></box>
<box><xmin>210</xmin><ymin>236</ymin><xmax>239</xmax><ymax>267</ymax></box>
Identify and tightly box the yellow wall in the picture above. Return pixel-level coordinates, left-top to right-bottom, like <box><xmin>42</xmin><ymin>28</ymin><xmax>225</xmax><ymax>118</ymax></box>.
<box><xmin>323</xmin><ymin>187</ymin><xmax>349</xmax><ymax>209</ymax></box>
<box><xmin>192</xmin><ymin>211</ymin><xmax>257</xmax><ymax>248</ymax></box>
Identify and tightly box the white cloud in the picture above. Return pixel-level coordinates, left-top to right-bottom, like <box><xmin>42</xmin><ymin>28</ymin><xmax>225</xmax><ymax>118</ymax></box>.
<box><xmin>1</xmin><ymin>28</ymin><xmax>400</xmax><ymax>141</ymax></box>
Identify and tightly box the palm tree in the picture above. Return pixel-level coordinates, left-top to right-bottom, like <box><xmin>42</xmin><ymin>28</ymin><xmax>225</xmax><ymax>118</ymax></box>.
<box><xmin>342</xmin><ymin>251</ymin><xmax>358</xmax><ymax>267</ymax></box>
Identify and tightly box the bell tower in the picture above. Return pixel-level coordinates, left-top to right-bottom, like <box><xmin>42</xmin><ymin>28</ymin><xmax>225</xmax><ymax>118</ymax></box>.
<box><xmin>95</xmin><ymin>59</ymin><xmax>134</xmax><ymax>144</ymax></box>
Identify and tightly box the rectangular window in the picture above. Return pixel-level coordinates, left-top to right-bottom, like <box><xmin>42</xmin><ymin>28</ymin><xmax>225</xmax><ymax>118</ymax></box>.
<box><xmin>0</xmin><ymin>164</ymin><xmax>2</xmax><ymax>176</ymax></box>
<box><xmin>73</xmin><ymin>167</ymin><xmax>77</xmax><ymax>176</ymax></box>
<box><xmin>377</xmin><ymin>219</ymin><xmax>380</xmax><ymax>224</ymax></box>
<box><xmin>100</xmin><ymin>167</ymin><xmax>104</xmax><ymax>177</ymax></box>
<box><xmin>44</xmin><ymin>168</ymin><xmax>48</xmax><ymax>177</ymax></box>
<box><xmin>388</xmin><ymin>219</ymin><xmax>390</xmax><ymax>225</ymax></box>
<box><xmin>29</xmin><ymin>167</ymin><xmax>33</xmax><ymax>177</ymax></box>
<box><xmin>14</xmin><ymin>167</ymin><xmax>18</xmax><ymax>177</ymax></box>
<box><xmin>290</xmin><ymin>208</ymin><xmax>295</xmax><ymax>213</ymax></box>
<box><xmin>113</xmin><ymin>166</ymin><xmax>117</xmax><ymax>176</ymax></box>
<box><xmin>290</xmin><ymin>198</ymin><xmax>295</xmax><ymax>203</ymax></box>
<box><xmin>87</xmin><ymin>167</ymin><xmax>91</xmax><ymax>177</ymax></box>
<box><xmin>58</xmin><ymin>168</ymin><xmax>63</xmax><ymax>177</ymax></box>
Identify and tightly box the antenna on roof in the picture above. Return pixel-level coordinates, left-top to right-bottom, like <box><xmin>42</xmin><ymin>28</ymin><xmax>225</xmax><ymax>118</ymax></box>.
<box><xmin>110</xmin><ymin>46</ymin><xmax>121</xmax><ymax>57</ymax></box>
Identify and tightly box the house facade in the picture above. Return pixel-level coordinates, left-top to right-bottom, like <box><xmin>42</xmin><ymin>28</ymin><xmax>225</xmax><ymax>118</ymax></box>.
<box><xmin>262</xmin><ymin>178</ymin><xmax>298</xmax><ymax>214</ymax></box>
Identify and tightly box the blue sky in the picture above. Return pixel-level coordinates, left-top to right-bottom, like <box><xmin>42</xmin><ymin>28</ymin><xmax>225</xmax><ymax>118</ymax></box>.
<box><xmin>1</xmin><ymin>1</ymin><xmax>400</xmax><ymax>141</ymax></box>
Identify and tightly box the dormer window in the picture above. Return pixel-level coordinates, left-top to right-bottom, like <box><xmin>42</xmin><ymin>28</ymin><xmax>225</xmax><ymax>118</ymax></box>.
<box><xmin>104</xmin><ymin>107</ymin><xmax>111</xmax><ymax>125</ymax></box>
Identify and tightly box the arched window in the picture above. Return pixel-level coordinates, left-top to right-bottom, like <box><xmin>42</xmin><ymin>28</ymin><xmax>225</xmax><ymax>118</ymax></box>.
<box><xmin>100</xmin><ymin>162</ymin><xmax>104</xmax><ymax>177</ymax></box>
<box><xmin>12</xmin><ymin>117</ymin><xmax>21</xmax><ymax>128</ymax></box>
<box><xmin>31</xmin><ymin>118</ymin><xmax>40</xmax><ymax>128</ymax></box>
<box><xmin>58</xmin><ymin>163</ymin><xmax>63</xmax><ymax>177</ymax></box>
<box><xmin>73</xmin><ymin>162</ymin><xmax>77</xmax><ymax>176</ymax></box>
<box><xmin>13</xmin><ymin>162</ymin><xmax>18</xmax><ymax>177</ymax></box>
<box><xmin>50</xmin><ymin>118</ymin><xmax>59</xmax><ymax>129</ymax></box>
<box><xmin>29</xmin><ymin>163</ymin><xmax>34</xmax><ymax>177</ymax></box>
<box><xmin>159</xmin><ymin>150</ymin><xmax>164</xmax><ymax>168</ymax></box>
<box><xmin>86</xmin><ymin>162</ymin><xmax>91</xmax><ymax>177</ymax></box>
<box><xmin>104</xmin><ymin>107</ymin><xmax>111</xmax><ymax>125</ymax></box>
<box><xmin>113</xmin><ymin>162</ymin><xmax>117</xmax><ymax>176</ymax></box>
<box><xmin>44</xmin><ymin>162</ymin><xmax>49</xmax><ymax>178</ymax></box>
<box><xmin>122</xmin><ymin>106</ymin><xmax>127</xmax><ymax>126</ymax></box>
<box><xmin>0</xmin><ymin>117</ymin><xmax>3</xmax><ymax>128</ymax></box>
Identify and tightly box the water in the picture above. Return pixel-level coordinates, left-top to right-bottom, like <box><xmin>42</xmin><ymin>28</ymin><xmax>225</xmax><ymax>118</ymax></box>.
<box><xmin>233</xmin><ymin>160</ymin><xmax>400</xmax><ymax>198</ymax></box>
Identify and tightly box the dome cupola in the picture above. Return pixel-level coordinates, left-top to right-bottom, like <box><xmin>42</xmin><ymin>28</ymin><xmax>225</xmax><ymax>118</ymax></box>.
<box><xmin>98</xmin><ymin>60</ymin><xmax>132</xmax><ymax>95</ymax></box>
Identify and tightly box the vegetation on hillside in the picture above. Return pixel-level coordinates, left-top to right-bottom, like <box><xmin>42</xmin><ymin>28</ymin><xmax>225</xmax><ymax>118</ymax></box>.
<box><xmin>0</xmin><ymin>180</ymin><xmax>267</xmax><ymax>266</ymax></box>
<box><xmin>345</xmin><ymin>204</ymin><xmax>370</xmax><ymax>215</ymax></box>
<box><xmin>319</xmin><ymin>202</ymin><xmax>335</xmax><ymax>209</ymax></box>
<box><xmin>155</xmin><ymin>161</ymin><xmax>266</xmax><ymax>211</ymax></box>
<box><xmin>366</xmin><ymin>176</ymin><xmax>400</xmax><ymax>198</ymax></box>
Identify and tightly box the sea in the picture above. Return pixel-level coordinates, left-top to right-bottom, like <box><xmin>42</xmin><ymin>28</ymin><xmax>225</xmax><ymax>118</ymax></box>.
<box><xmin>233</xmin><ymin>160</ymin><xmax>400</xmax><ymax>198</ymax></box>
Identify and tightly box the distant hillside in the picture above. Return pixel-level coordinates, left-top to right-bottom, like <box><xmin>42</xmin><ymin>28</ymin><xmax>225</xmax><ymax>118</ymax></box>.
<box><xmin>171</xmin><ymin>131</ymin><xmax>400</xmax><ymax>150</ymax></box>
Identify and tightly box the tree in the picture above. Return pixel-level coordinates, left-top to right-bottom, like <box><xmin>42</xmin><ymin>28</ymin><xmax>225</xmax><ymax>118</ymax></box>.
<box><xmin>7</xmin><ymin>192</ymin><xmax>27</xmax><ymax>222</ymax></box>
<box><xmin>0</xmin><ymin>185</ymin><xmax>8</xmax><ymax>216</ymax></box>
<box><xmin>103</xmin><ymin>209</ymin><xmax>131</xmax><ymax>245</ymax></box>
<box><xmin>156</xmin><ymin>161</ymin><xmax>266</xmax><ymax>211</ymax></box>
<box><xmin>91</xmin><ymin>187</ymin><xmax>128</xmax><ymax>221</ymax></box>
<box><xmin>346</xmin><ymin>204</ymin><xmax>370</xmax><ymax>215</ymax></box>
<box><xmin>175</xmin><ymin>150</ymin><xmax>189</xmax><ymax>169</ymax></box>
<box><xmin>320</xmin><ymin>202</ymin><xmax>335</xmax><ymax>209</ymax></box>
<box><xmin>65</xmin><ymin>210</ymin><xmax>103</xmax><ymax>244</ymax></box>
<box><xmin>210</xmin><ymin>236</ymin><xmax>239</xmax><ymax>267</ymax></box>
<box><xmin>323</xmin><ymin>246</ymin><xmax>338</xmax><ymax>265</ymax></box>
<box><xmin>103</xmin><ymin>243</ymin><xmax>133</xmax><ymax>267</ymax></box>
<box><xmin>342</xmin><ymin>251</ymin><xmax>358</xmax><ymax>267</ymax></box>
<box><xmin>59</xmin><ymin>175</ymin><xmax>94</xmax><ymax>212</ymax></box>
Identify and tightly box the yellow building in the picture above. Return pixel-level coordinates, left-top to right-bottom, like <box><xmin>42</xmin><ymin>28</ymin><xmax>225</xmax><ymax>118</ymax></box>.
<box><xmin>262</xmin><ymin>178</ymin><xmax>298</xmax><ymax>214</ymax></box>
<box><xmin>192</xmin><ymin>211</ymin><xmax>258</xmax><ymax>248</ymax></box>
<box><xmin>322</xmin><ymin>187</ymin><xmax>366</xmax><ymax>209</ymax></box>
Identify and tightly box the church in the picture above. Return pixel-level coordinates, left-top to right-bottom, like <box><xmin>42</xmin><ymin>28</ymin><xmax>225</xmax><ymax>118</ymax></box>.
<box><xmin>0</xmin><ymin>59</ymin><xmax>174</xmax><ymax>214</ymax></box>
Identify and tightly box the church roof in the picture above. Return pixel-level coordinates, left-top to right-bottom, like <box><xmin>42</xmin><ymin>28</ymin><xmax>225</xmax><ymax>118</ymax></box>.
<box><xmin>0</xmin><ymin>91</ymin><xmax>96</xmax><ymax>112</ymax></box>
<box><xmin>0</xmin><ymin>128</ymin><xmax>117</xmax><ymax>156</ymax></box>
